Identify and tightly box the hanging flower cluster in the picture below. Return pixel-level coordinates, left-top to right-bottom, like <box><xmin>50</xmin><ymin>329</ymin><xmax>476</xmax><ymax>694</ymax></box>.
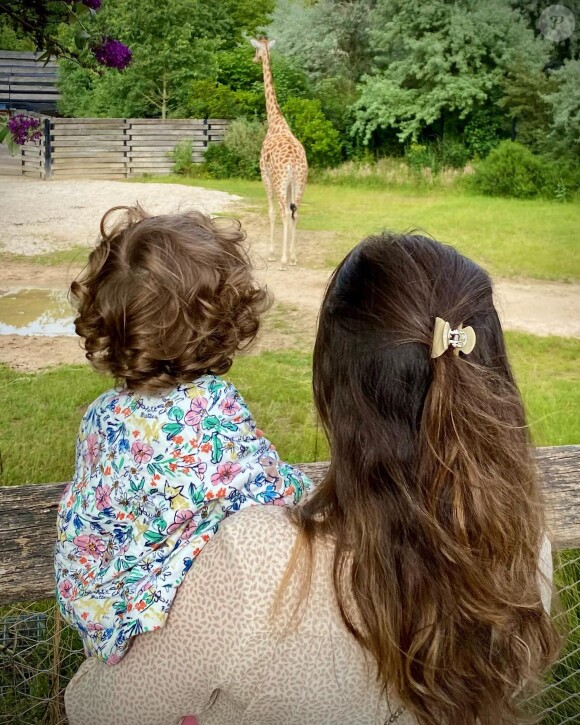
<box><xmin>92</xmin><ymin>37</ymin><xmax>132</xmax><ymax>70</ymax></box>
<box><xmin>6</xmin><ymin>115</ymin><xmax>42</xmax><ymax>145</ymax></box>
<box><xmin>81</xmin><ymin>0</ymin><xmax>102</xmax><ymax>8</ymax></box>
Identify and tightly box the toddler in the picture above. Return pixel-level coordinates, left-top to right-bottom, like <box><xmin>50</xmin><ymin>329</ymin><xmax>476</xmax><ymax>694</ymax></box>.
<box><xmin>55</xmin><ymin>205</ymin><xmax>311</xmax><ymax>665</ymax></box>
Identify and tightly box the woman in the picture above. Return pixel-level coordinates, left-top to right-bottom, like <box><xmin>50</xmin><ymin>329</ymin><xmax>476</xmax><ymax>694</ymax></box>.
<box><xmin>65</xmin><ymin>232</ymin><xmax>560</xmax><ymax>725</ymax></box>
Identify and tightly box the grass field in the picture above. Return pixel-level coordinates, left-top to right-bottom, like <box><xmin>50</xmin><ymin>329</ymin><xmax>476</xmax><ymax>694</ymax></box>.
<box><xmin>0</xmin><ymin>332</ymin><xmax>577</xmax><ymax>488</ymax></box>
<box><xmin>139</xmin><ymin>176</ymin><xmax>580</xmax><ymax>282</ymax></box>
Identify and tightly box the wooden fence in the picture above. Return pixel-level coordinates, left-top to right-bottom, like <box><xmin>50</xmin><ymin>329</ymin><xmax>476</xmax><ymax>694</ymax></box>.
<box><xmin>0</xmin><ymin>116</ymin><xmax>227</xmax><ymax>179</ymax></box>
<box><xmin>0</xmin><ymin>51</ymin><xmax>59</xmax><ymax>113</ymax></box>
<box><xmin>1</xmin><ymin>446</ymin><xmax>579</xmax><ymax>604</ymax></box>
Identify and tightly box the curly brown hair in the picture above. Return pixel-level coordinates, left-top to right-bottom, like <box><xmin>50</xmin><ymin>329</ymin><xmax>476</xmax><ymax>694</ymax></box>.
<box><xmin>71</xmin><ymin>205</ymin><xmax>270</xmax><ymax>393</ymax></box>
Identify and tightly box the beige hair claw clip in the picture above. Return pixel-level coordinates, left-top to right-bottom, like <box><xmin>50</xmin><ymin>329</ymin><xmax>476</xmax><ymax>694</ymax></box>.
<box><xmin>431</xmin><ymin>317</ymin><xmax>476</xmax><ymax>358</ymax></box>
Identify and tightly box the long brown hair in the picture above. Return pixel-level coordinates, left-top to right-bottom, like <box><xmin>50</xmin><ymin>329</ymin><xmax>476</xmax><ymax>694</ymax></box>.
<box><xmin>288</xmin><ymin>233</ymin><xmax>560</xmax><ymax>724</ymax></box>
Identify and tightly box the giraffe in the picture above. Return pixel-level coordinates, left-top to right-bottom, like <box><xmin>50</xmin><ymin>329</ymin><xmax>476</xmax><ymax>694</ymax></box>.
<box><xmin>251</xmin><ymin>37</ymin><xmax>308</xmax><ymax>271</ymax></box>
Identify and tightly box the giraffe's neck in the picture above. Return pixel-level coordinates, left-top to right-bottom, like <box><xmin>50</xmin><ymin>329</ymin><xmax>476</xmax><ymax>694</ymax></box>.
<box><xmin>261</xmin><ymin>51</ymin><xmax>289</xmax><ymax>132</ymax></box>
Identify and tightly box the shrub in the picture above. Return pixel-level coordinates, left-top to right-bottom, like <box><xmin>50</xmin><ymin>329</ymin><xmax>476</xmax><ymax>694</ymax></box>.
<box><xmin>171</xmin><ymin>139</ymin><xmax>194</xmax><ymax>176</ymax></box>
<box><xmin>281</xmin><ymin>98</ymin><xmax>342</xmax><ymax>168</ymax></box>
<box><xmin>436</xmin><ymin>139</ymin><xmax>471</xmax><ymax>169</ymax></box>
<box><xmin>204</xmin><ymin>118</ymin><xmax>266</xmax><ymax>180</ymax></box>
<box><xmin>203</xmin><ymin>143</ymin><xmax>240</xmax><ymax>179</ymax></box>
<box><xmin>182</xmin><ymin>80</ymin><xmax>262</xmax><ymax>120</ymax></box>
<box><xmin>405</xmin><ymin>143</ymin><xmax>435</xmax><ymax>171</ymax></box>
<box><xmin>469</xmin><ymin>141</ymin><xmax>554</xmax><ymax>198</ymax></box>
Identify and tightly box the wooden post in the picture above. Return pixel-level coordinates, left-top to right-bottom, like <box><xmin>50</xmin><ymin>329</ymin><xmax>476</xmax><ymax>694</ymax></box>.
<box><xmin>43</xmin><ymin>116</ymin><xmax>52</xmax><ymax>179</ymax></box>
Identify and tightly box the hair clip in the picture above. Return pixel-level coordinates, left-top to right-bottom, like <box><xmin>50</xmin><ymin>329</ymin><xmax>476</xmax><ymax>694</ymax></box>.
<box><xmin>431</xmin><ymin>317</ymin><xmax>476</xmax><ymax>358</ymax></box>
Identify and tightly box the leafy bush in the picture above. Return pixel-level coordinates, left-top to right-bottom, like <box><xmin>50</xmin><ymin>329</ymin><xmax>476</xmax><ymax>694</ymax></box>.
<box><xmin>469</xmin><ymin>141</ymin><xmax>561</xmax><ymax>198</ymax></box>
<box><xmin>405</xmin><ymin>143</ymin><xmax>434</xmax><ymax>171</ymax></box>
<box><xmin>182</xmin><ymin>80</ymin><xmax>262</xmax><ymax>120</ymax></box>
<box><xmin>203</xmin><ymin>143</ymin><xmax>240</xmax><ymax>179</ymax></box>
<box><xmin>282</xmin><ymin>98</ymin><xmax>342</xmax><ymax>168</ymax></box>
<box><xmin>463</xmin><ymin>107</ymin><xmax>505</xmax><ymax>158</ymax></box>
<box><xmin>436</xmin><ymin>139</ymin><xmax>471</xmax><ymax>169</ymax></box>
<box><xmin>204</xmin><ymin>118</ymin><xmax>266</xmax><ymax>180</ymax></box>
<box><xmin>171</xmin><ymin>139</ymin><xmax>196</xmax><ymax>175</ymax></box>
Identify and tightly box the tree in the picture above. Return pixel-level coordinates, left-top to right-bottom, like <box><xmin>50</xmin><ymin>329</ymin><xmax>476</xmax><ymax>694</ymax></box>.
<box><xmin>352</xmin><ymin>0</ymin><xmax>550</xmax><ymax>145</ymax></box>
<box><xmin>499</xmin><ymin>54</ymin><xmax>556</xmax><ymax>152</ymax></box>
<box><xmin>544</xmin><ymin>59</ymin><xmax>580</xmax><ymax>159</ymax></box>
<box><xmin>58</xmin><ymin>0</ymin><xmax>277</xmax><ymax>119</ymax></box>
<box><xmin>269</xmin><ymin>0</ymin><xmax>376</xmax><ymax>84</ymax></box>
<box><xmin>0</xmin><ymin>1</ymin><xmax>131</xmax><ymax>66</ymax></box>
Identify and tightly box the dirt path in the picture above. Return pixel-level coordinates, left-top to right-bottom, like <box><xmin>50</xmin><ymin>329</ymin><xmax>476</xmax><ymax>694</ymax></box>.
<box><xmin>0</xmin><ymin>178</ymin><xmax>578</xmax><ymax>371</ymax></box>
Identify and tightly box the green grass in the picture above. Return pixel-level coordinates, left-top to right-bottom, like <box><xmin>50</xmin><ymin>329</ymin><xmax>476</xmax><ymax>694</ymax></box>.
<box><xmin>139</xmin><ymin>175</ymin><xmax>580</xmax><ymax>282</ymax></box>
<box><xmin>0</xmin><ymin>333</ymin><xmax>577</xmax><ymax>488</ymax></box>
<box><xmin>0</xmin><ymin>246</ymin><xmax>90</xmax><ymax>267</ymax></box>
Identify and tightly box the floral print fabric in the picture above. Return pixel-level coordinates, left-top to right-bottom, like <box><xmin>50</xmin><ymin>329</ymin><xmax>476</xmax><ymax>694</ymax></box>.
<box><xmin>55</xmin><ymin>375</ymin><xmax>311</xmax><ymax>664</ymax></box>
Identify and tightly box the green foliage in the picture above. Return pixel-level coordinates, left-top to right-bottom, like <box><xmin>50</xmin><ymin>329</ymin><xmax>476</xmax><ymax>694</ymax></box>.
<box><xmin>204</xmin><ymin>118</ymin><xmax>266</xmax><ymax>180</ymax></box>
<box><xmin>544</xmin><ymin>60</ymin><xmax>580</xmax><ymax>161</ymax></box>
<box><xmin>282</xmin><ymin>98</ymin><xmax>342</xmax><ymax>168</ymax></box>
<box><xmin>0</xmin><ymin>20</ymin><xmax>34</xmax><ymax>50</ymax></box>
<box><xmin>499</xmin><ymin>56</ymin><xmax>556</xmax><ymax>153</ymax></box>
<box><xmin>181</xmin><ymin>80</ymin><xmax>262</xmax><ymax>120</ymax></box>
<box><xmin>463</xmin><ymin>107</ymin><xmax>505</xmax><ymax>158</ymax></box>
<box><xmin>436</xmin><ymin>139</ymin><xmax>471</xmax><ymax>169</ymax></box>
<box><xmin>352</xmin><ymin>0</ymin><xmax>549</xmax><ymax>145</ymax></box>
<box><xmin>467</xmin><ymin>141</ymin><xmax>578</xmax><ymax>199</ymax></box>
<box><xmin>171</xmin><ymin>139</ymin><xmax>195</xmax><ymax>176</ymax></box>
<box><xmin>57</xmin><ymin>0</ymin><xmax>265</xmax><ymax>119</ymax></box>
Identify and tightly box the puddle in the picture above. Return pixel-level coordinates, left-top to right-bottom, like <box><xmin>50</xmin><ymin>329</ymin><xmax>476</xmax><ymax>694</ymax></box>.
<box><xmin>0</xmin><ymin>289</ymin><xmax>75</xmax><ymax>336</ymax></box>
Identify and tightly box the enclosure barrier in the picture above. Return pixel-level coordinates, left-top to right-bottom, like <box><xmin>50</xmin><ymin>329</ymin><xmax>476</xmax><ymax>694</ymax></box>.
<box><xmin>0</xmin><ymin>51</ymin><xmax>59</xmax><ymax>114</ymax></box>
<box><xmin>1</xmin><ymin>448</ymin><xmax>579</xmax><ymax>723</ymax></box>
<box><xmin>0</xmin><ymin>116</ymin><xmax>228</xmax><ymax>179</ymax></box>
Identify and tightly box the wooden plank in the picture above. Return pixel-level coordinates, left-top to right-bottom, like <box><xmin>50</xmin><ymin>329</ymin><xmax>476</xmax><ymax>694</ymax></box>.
<box><xmin>51</xmin><ymin>158</ymin><xmax>126</xmax><ymax>171</ymax></box>
<box><xmin>0</xmin><ymin>84</ymin><xmax>57</xmax><ymax>92</ymax></box>
<box><xmin>128</xmin><ymin>118</ymin><xmax>205</xmax><ymax>125</ymax></box>
<box><xmin>52</xmin><ymin>148</ymin><xmax>125</xmax><ymax>156</ymax></box>
<box><xmin>0</xmin><ymin>446</ymin><xmax>579</xmax><ymax>605</ymax></box>
<box><xmin>51</xmin><ymin>126</ymin><xmax>127</xmax><ymax>134</ymax></box>
<box><xmin>6</xmin><ymin>92</ymin><xmax>59</xmax><ymax>101</ymax></box>
<box><xmin>54</xmin><ymin>117</ymin><xmax>126</xmax><ymax>123</ymax></box>
<box><xmin>52</xmin><ymin>140</ymin><xmax>128</xmax><ymax>149</ymax></box>
<box><xmin>51</xmin><ymin>131</ymin><xmax>127</xmax><ymax>140</ymax></box>
<box><xmin>127</xmin><ymin>147</ymin><xmax>200</xmax><ymax>154</ymax></box>
<box><xmin>52</xmin><ymin>152</ymin><xmax>126</xmax><ymax>162</ymax></box>
<box><xmin>127</xmin><ymin>135</ymin><xmax>206</xmax><ymax>144</ymax></box>
<box><xmin>51</xmin><ymin>168</ymin><xmax>126</xmax><ymax>176</ymax></box>
<box><xmin>129</xmin><ymin>130</ymin><xmax>206</xmax><ymax>137</ymax></box>
<box><xmin>0</xmin><ymin>50</ymin><xmax>55</xmax><ymax>60</ymax></box>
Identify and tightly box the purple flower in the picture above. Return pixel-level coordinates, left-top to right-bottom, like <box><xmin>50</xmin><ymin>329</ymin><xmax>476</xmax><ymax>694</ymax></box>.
<box><xmin>7</xmin><ymin>115</ymin><xmax>42</xmax><ymax>145</ymax></box>
<box><xmin>92</xmin><ymin>38</ymin><xmax>132</xmax><ymax>70</ymax></box>
<box><xmin>81</xmin><ymin>0</ymin><xmax>102</xmax><ymax>8</ymax></box>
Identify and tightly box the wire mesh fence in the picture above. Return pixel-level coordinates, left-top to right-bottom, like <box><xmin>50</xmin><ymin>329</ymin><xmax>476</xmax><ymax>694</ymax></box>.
<box><xmin>1</xmin><ymin>551</ymin><xmax>579</xmax><ymax>724</ymax></box>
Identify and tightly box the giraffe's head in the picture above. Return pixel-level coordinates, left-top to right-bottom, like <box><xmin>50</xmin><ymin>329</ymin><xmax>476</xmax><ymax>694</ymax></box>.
<box><xmin>250</xmin><ymin>37</ymin><xmax>275</xmax><ymax>64</ymax></box>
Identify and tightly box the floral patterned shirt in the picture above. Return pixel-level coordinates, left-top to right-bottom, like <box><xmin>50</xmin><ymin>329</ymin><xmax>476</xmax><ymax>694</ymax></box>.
<box><xmin>55</xmin><ymin>375</ymin><xmax>311</xmax><ymax>664</ymax></box>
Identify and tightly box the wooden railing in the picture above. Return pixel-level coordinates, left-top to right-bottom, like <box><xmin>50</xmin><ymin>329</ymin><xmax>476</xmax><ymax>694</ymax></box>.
<box><xmin>1</xmin><ymin>446</ymin><xmax>579</xmax><ymax>605</ymax></box>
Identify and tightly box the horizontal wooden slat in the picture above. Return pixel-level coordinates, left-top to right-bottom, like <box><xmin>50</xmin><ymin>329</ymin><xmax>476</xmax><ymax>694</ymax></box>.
<box><xmin>0</xmin><ymin>447</ymin><xmax>579</xmax><ymax>604</ymax></box>
<box><xmin>5</xmin><ymin>92</ymin><xmax>59</xmax><ymax>101</ymax></box>
<box><xmin>51</xmin><ymin>139</ymin><xmax>128</xmax><ymax>154</ymax></box>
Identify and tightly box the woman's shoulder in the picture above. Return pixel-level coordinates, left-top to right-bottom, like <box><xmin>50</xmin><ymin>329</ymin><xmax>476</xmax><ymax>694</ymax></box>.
<box><xmin>206</xmin><ymin>505</ymin><xmax>299</xmax><ymax>568</ymax></box>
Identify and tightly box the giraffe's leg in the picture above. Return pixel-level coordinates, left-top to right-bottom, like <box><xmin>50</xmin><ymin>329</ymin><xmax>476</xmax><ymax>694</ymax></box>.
<box><xmin>289</xmin><ymin>209</ymin><xmax>298</xmax><ymax>266</ymax></box>
<box><xmin>280</xmin><ymin>206</ymin><xmax>289</xmax><ymax>271</ymax></box>
<box><xmin>267</xmin><ymin>193</ymin><xmax>276</xmax><ymax>262</ymax></box>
